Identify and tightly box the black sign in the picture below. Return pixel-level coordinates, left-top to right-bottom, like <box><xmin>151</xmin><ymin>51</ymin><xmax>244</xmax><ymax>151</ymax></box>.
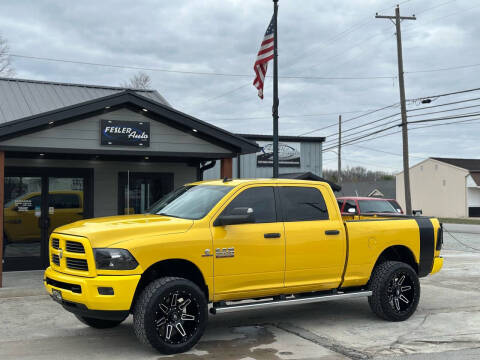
<box><xmin>100</xmin><ymin>120</ymin><xmax>150</xmax><ymax>147</ymax></box>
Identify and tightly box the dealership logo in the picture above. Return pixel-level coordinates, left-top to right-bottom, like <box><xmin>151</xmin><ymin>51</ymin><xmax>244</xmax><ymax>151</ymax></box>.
<box><xmin>100</xmin><ymin>120</ymin><xmax>150</xmax><ymax>147</ymax></box>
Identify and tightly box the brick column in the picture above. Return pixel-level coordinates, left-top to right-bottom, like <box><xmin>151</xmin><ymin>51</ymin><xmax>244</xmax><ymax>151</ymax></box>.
<box><xmin>220</xmin><ymin>158</ymin><xmax>233</xmax><ymax>179</ymax></box>
<box><xmin>0</xmin><ymin>151</ymin><xmax>4</xmax><ymax>287</ymax></box>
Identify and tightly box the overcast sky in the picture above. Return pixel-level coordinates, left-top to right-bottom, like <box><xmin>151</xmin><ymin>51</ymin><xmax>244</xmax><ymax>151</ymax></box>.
<box><xmin>1</xmin><ymin>0</ymin><xmax>479</xmax><ymax>172</ymax></box>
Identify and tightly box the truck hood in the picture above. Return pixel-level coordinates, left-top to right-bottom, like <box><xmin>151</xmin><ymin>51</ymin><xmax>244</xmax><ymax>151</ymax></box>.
<box><xmin>53</xmin><ymin>214</ymin><xmax>194</xmax><ymax>248</ymax></box>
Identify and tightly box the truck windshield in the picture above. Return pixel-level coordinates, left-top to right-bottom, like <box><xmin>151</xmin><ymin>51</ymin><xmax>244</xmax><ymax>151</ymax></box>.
<box><xmin>149</xmin><ymin>185</ymin><xmax>233</xmax><ymax>220</ymax></box>
<box><xmin>358</xmin><ymin>200</ymin><xmax>397</xmax><ymax>213</ymax></box>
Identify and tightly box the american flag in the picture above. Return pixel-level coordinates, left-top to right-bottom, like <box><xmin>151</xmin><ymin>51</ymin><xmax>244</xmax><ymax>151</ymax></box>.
<box><xmin>253</xmin><ymin>16</ymin><xmax>275</xmax><ymax>99</ymax></box>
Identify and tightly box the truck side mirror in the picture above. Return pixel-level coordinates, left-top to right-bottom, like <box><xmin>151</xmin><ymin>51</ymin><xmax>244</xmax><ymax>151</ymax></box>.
<box><xmin>214</xmin><ymin>207</ymin><xmax>255</xmax><ymax>226</ymax></box>
<box><xmin>413</xmin><ymin>209</ymin><xmax>423</xmax><ymax>216</ymax></box>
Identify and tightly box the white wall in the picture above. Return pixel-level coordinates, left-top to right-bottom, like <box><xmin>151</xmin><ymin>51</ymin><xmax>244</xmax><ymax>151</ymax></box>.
<box><xmin>396</xmin><ymin>159</ymin><xmax>468</xmax><ymax>218</ymax></box>
<box><xmin>6</xmin><ymin>158</ymin><xmax>197</xmax><ymax>217</ymax></box>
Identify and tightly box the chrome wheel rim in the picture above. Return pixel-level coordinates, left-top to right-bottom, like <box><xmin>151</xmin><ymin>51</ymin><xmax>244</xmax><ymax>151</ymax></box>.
<box><xmin>154</xmin><ymin>290</ymin><xmax>201</xmax><ymax>344</ymax></box>
<box><xmin>387</xmin><ymin>271</ymin><xmax>414</xmax><ymax>313</ymax></box>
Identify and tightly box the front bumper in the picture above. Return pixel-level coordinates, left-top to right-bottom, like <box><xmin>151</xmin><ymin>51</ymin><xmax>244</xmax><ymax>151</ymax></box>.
<box><xmin>44</xmin><ymin>266</ymin><xmax>141</xmax><ymax>314</ymax></box>
<box><xmin>430</xmin><ymin>257</ymin><xmax>444</xmax><ymax>275</ymax></box>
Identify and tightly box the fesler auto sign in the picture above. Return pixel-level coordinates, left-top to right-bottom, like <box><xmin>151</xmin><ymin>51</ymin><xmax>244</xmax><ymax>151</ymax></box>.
<box><xmin>256</xmin><ymin>141</ymin><xmax>301</xmax><ymax>167</ymax></box>
<box><xmin>100</xmin><ymin>120</ymin><xmax>150</xmax><ymax>147</ymax></box>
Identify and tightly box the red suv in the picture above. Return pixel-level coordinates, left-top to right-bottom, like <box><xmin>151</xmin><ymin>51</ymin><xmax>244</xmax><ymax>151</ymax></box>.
<box><xmin>337</xmin><ymin>197</ymin><xmax>404</xmax><ymax>215</ymax></box>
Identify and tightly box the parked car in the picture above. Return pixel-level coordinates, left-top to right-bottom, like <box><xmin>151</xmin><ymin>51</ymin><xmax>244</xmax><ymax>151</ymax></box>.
<box><xmin>44</xmin><ymin>179</ymin><xmax>443</xmax><ymax>354</ymax></box>
<box><xmin>4</xmin><ymin>190</ymin><xmax>83</xmax><ymax>244</ymax></box>
<box><xmin>337</xmin><ymin>196</ymin><xmax>404</xmax><ymax>216</ymax></box>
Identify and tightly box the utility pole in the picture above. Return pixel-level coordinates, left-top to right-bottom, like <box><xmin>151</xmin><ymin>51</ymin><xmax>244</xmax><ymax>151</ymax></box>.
<box><xmin>272</xmin><ymin>0</ymin><xmax>279</xmax><ymax>177</ymax></box>
<box><xmin>376</xmin><ymin>5</ymin><xmax>416</xmax><ymax>215</ymax></box>
<box><xmin>338</xmin><ymin>115</ymin><xmax>342</xmax><ymax>183</ymax></box>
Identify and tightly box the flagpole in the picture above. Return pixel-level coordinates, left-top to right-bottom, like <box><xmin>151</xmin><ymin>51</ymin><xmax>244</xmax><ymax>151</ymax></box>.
<box><xmin>272</xmin><ymin>0</ymin><xmax>279</xmax><ymax>177</ymax></box>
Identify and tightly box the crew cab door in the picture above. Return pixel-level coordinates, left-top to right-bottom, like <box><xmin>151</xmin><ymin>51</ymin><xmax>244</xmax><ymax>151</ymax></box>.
<box><xmin>211</xmin><ymin>185</ymin><xmax>285</xmax><ymax>299</ymax></box>
<box><xmin>280</xmin><ymin>185</ymin><xmax>346</xmax><ymax>291</ymax></box>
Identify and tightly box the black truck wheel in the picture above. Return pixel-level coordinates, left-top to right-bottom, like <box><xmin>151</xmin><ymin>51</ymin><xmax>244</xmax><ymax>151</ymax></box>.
<box><xmin>133</xmin><ymin>277</ymin><xmax>207</xmax><ymax>354</ymax></box>
<box><xmin>368</xmin><ymin>261</ymin><xmax>420</xmax><ymax>321</ymax></box>
<box><xmin>75</xmin><ymin>314</ymin><xmax>127</xmax><ymax>329</ymax></box>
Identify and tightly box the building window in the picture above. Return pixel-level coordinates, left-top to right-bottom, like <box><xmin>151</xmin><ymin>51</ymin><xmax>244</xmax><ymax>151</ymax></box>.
<box><xmin>420</xmin><ymin>165</ymin><xmax>423</xmax><ymax>171</ymax></box>
<box><xmin>435</xmin><ymin>164</ymin><xmax>438</xmax><ymax>170</ymax></box>
<box><xmin>443</xmin><ymin>179</ymin><xmax>446</xmax><ymax>186</ymax></box>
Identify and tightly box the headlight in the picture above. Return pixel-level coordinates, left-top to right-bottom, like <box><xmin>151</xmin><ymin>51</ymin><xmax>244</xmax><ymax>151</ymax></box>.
<box><xmin>93</xmin><ymin>248</ymin><xmax>139</xmax><ymax>270</ymax></box>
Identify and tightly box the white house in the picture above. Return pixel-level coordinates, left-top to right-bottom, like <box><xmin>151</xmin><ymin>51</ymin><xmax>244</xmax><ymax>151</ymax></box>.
<box><xmin>396</xmin><ymin>158</ymin><xmax>480</xmax><ymax>218</ymax></box>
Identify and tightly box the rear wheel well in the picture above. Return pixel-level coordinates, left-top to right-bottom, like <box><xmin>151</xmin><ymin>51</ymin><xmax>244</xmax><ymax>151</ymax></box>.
<box><xmin>131</xmin><ymin>259</ymin><xmax>208</xmax><ymax>311</ymax></box>
<box><xmin>373</xmin><ymin>245</ymin><xmax>418</xmax><ymax>274</ymax></box>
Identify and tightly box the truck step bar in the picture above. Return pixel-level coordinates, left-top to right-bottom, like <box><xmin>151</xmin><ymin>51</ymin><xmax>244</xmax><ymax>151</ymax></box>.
<box><xmin>210</xmin><ymin>290</ymin><xmax>372</xmax><ymax>315</ymax></box>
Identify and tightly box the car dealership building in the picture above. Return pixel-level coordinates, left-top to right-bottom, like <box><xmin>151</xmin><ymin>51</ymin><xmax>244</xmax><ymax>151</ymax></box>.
<box><xmin>0</xmin><ymin>77</ymin><xmax>324</xmax><ymax>282</ymax></box>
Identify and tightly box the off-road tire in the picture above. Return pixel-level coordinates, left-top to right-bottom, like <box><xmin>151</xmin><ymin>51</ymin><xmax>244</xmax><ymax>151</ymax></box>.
<box><xmin>368</xmin><ymin>261</ymin><xmax>420</xmax><ymax>321</ymax></box>
<box><xmin>133</xmin><ymin>277</ymin><xmax>207</xmax><ymax>354</ymax></box>
<box><xmin>75</xmin><ymin>314</ymin><xmax>127</xmax><ymax>329</ymax></box>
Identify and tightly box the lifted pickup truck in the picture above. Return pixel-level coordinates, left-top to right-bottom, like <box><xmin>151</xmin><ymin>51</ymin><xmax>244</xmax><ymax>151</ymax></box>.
<box><xmin>44</xmin><ymin>179</ymin><xmax>443</xmax><ymax>354</ymax></box>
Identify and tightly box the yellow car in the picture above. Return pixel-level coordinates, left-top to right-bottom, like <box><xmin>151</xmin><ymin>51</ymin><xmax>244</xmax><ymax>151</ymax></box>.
<box><xmin>4</xmin><ymin>190</ymin><xmax>83</xmax><ymax>244</ymax></box>
<box><xmin>44</xmin><ymin>179</ymin><xmax>443</xmax><ymax>354</ymax></box>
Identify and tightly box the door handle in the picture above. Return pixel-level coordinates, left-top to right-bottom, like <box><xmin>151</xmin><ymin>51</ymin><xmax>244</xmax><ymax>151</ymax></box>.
<box><xmin>264</xmin><ymin>233</ymin><xmax>281</xmax><ymax>238</ymax></box>
<box><xmin>325</xmin><ymin>230</ymin><xmax>340</xmax><ymax>235</ymax></box>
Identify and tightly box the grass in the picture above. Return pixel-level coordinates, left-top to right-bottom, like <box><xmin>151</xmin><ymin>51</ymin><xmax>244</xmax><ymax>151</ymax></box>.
<box><xmin>438</xmin><ymin>217</ymin><xmax>480</xmax><ymax>225</ymax></box>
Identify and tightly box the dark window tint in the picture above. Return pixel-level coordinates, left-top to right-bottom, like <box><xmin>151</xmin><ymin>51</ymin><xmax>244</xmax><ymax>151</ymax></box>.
<box><xmin>50</xmin><ymin>194</ymin><xmax>80</xmax><ymax>209</ymax></box>
<box><xmin>343</xmin><ymin>200</ymin><xmax>357</xmax><ymax>213</ymax></box>
<box><xmin>27</xmin><ymin>195</ymin><xmax>41</xmax><ymax>210</ymax></box>
<box><xmin>223</xmin><ymin>187</ymin><xmax>276</xmax><ymax>223</ymax></box>
<box><xmin>387</xmin><ymin>200</ymin><xmax>403</xmax><ymax>213</ymax></box>
<box><xmin>280</xmin><ymin>187</ymin><xmax>329</xmax><ymax>221</ymax></box>
<box><xmin>358</xmin><ymin>200</ymin><xmax>396</xmax><ymax>214</ymax></box>
<box><xmin>337</xmin><ymin>200</ymin><xmax>344</xmax><ymax>210</ymax></box>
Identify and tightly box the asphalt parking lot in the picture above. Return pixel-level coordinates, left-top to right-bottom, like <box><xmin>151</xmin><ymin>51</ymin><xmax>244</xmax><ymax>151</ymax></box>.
<box><xmin>0</xmin><ymin>228</ymin><xmax>479</xmax><ymax>360</ymax></box>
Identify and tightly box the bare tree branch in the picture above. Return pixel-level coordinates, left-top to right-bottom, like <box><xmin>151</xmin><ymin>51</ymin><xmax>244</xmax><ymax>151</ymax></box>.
<box><xmin>121</xmin><ymin>71</ymin><xmax>152</xmax><ymax>89</ymax></box>
<box><xmin>0</xmin><ymin>35</ymin><xmax>15</xmax><ymax>77</ymax></box>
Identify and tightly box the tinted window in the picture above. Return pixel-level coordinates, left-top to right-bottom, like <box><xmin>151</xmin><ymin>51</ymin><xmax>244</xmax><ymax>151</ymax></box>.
<box><xmin>343</xmin><ymin>200</ymin><xmax>357</xmax><ymax>213</ymax></box>
<box><xmin>223</xmin><ymin>187</ymin><xmax>276</xmax><ymax>223</ymax></box>
<box><xmin>280</xmin><ymin>186</ymin><xmax>329</xmax><ymax>221</ymax></box>
<box><xmin>387</xmin><ymin>200</ymin><xmax>403</xmax><ymax>213</ymax></box>
<box><xmin>50</xmin><ymin>194</ymin><xmax>80</xmax><ymax>209</ymax></box>
<box><xmin>358</xmin><ymin>200</ymin><xmax>396</xmax><ymax>213</ymax></box>
<box><xmin>27</xmin><ymin>195</ymin><xmax>41</xmax><ymax>210</ymax></box>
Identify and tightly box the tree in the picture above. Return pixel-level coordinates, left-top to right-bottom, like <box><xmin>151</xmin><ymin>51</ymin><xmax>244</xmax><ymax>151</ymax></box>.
<box><xmin>323</xmin><ymin>166</ymin><xmax>394</xmax><ymax>183</ymax></box>
<box><xmin>121</xmin><ymin>71</ymin><xmax>152</xmax><ymax>89</ymax></box>
<box><xmin>0</xmin><ymin>35</ymin><xmax>15</xmax><ymax>77</ymax></box>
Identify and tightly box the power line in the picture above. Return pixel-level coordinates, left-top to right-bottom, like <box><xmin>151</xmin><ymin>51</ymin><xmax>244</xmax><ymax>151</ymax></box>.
<box><xmin>406</xmin><ymin>62</ymin><xmax>480</xmax><ymax>74</ymax></box>
<box><xmin>297</xmin><ymin>102</ymin><xmax>399</xmax><ymax>136</ymax></box>
<box><xmin>407</xmin><ymin>87</ymin><xmax>480</xmax><ymax>103</ymax></box>
<box><xmin>349</xmin><ymin>144</ymin><xmax>425</xmax><ymax>159</ymax></box>
<box><xmin>408</xmin><ymin>111</ymin><xmax>480</xmax><ymax>125</ymax></box>
<box><xmin>408</xmin><ymin>103</ymin><xmax>480</xmax><ymax>118</ymax></box>
<box><xmin>207</xmin><ymin>107</ymin><xmax>390</xmax><ymax>121</ymax></box>
<box><xmin>324</xmin><ymin>116</ymin><xmax>480</xmax><ymax>151</ymax></box>
<box><xmin>10</xmin><ymin>54</ymin><xmax>395</xmax><ymax>81</ymax></box>
<box><xmin>407</xmin><ymin>97</ymin><xmax>480</xmax><ymax>112</ymax></box>
<box><xmin>414</xmin><ymin>0</ymin><xmax>457</xmax><ymax>15</ymax></box>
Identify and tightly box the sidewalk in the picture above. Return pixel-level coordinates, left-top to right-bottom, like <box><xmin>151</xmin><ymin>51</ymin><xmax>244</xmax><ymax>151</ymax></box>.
<box><xmin>0</xmin><ymin>270</ymin><xmax>45</xmax><ymax>298</ymax></box>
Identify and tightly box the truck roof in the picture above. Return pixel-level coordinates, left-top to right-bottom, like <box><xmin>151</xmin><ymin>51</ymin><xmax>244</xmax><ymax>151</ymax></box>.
<box><xmin>188</xmin><ymin>178</ymin><xmax>332</xmax><ymax>187</ymax></box>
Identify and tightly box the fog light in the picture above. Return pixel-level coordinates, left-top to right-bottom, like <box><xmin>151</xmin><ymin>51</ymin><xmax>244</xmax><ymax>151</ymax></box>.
<box><xmin>98</xmin><ymin>287</ymin><xmax>114</xmax><ymax>295</ymax></box>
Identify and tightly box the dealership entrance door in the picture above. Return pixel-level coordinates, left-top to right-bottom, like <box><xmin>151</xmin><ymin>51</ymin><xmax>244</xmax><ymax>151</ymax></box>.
<box><xmin>3</xmin><ymin>168</ymin><xmax>93</xmax><ymax>271</ymax></box>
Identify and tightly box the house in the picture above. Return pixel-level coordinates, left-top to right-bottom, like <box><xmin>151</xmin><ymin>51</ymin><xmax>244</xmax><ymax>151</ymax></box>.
<box><xmin>396</xmin><ymin>157</ymin><xmax>480</xmax><ymax>218</ymax></box>
<box><xmin>337</xmin><ymin>180</ymin><xmax>396</xmax><ymax>199</ymax></box>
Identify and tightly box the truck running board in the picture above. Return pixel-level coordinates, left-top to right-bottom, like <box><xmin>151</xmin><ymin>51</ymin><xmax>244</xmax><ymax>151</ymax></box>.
<box><xmin>210</xmin><ymin>290</ymin><xmax>372</xmax><ymax>315</ymax></box>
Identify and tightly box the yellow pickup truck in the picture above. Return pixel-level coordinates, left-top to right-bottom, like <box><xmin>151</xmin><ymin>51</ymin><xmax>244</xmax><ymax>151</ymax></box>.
<box><xmin>44</xmin><ymin>179</ymin><xmax>443</xmax><ymax>354</ymax></box>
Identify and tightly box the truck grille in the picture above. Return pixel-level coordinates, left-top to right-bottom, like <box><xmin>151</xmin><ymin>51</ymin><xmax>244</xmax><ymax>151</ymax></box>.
<box><xmin>51</xmin><ymin>238</ymin><xmax>60</xmax><ymax>249</ymax></box>
<box><xmin>52</xmin><ymin>254</ymin><xmax>60</xmax><ymax>266</ymax></box>
<box><xmin>49</xmin><ymin>234</ymin><xmax>95</xmax><ymax>276</ymax></box>
<box><xmin>66</xmin><ymin>241</ymin><xmax>85</xmax><ymax>253</ymax></box>
<box><xmin>66</xmin><ymin>258</ymin><xmax>89</xmax><ymax>271</ymax></box>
